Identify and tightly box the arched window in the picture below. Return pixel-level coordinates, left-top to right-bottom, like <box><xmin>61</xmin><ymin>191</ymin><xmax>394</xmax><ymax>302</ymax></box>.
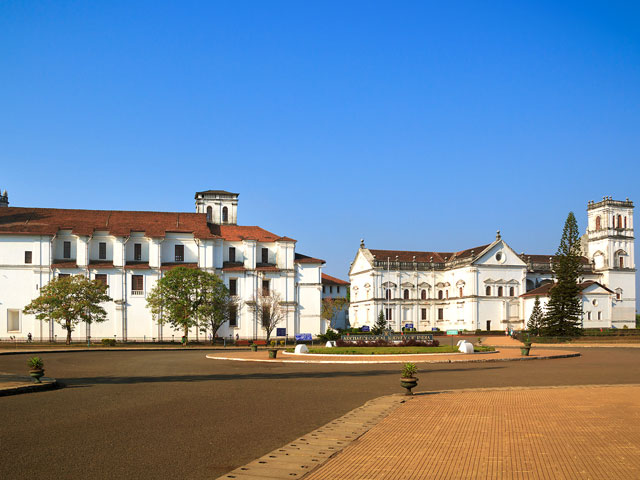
<box><xmin>620</xmin><ymin>257</ymin><xmax>624</xmax><ymax>268</ymax></box>
<box><xmin>509</xmin><ymin>286</ymin><xmax>515</xmax><ymax>297</ymax></box>
<box><xmin>403</xmin><ymin>289</ymin><xmax>409</xmax><ymax>300</ymax></box>
<box><xmin>206</xmin><ymin>206</ymin><xmax>212</xmax><ymax>222</ymax></box>
<box><xmin>222</xmin><ymin>206</ymin><xmax>229</xmax><ymax>223</ymax></box>
<box><xmin>618</xmin><ymin>215</ymin><xmax>622</xmax><ymax>229</ymax></box>
<box><xmin>459</xmin><ymin>287</ymin><xmax>463</xmax><ymax>297</ymax></box>
<box><xmin>446</xmin><ymin>290</ymin><xmax>449</xmax><ymax>299</ymax></box>
<box><xmin>497</xmin><ymin>286</ymin><xmax>503</xmax><ymax>297</ymax></box>
<box><xmin>595</xmin><ymin>216</ymin><xmax>601</xmax><ymax>231</ymax></box>
<box><xmin>625</xmin><ymin>216</ymin><xmax>627</xmax><ymax>228</ymax></box>
<box><xmin>486</xmin><ymin>286</ymin><xmax>491</xmax><ymax>296</ymax></box>
<box><xmin>385</xmin><ymin>289</ymin><xmax>391</xmax><ymax>300</ymax></box>
<box><xmin>421</xmin><ymin>289</ymin><xmax>427</xmax><ymax>300</ymax></box>
<box><xmin>438</xmin><ymin>290</ymin><xmax>443</xmax><ymax>300</ymax></box>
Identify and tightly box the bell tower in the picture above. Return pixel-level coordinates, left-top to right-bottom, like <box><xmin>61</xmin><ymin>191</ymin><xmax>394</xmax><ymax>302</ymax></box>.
<box><xmin>586</xmin><ymin>196</ymin><xmax>634</xmax><ymax>270</ymax></box>
<box><xmin>195</xmin><ymin>190</ymin><xmax>238</xmax><ymax>225</ymax></box>
<box><xmin>585</xmin><ymin>196</ymin><xmax>635</xmax><ymax>327</ymax></box>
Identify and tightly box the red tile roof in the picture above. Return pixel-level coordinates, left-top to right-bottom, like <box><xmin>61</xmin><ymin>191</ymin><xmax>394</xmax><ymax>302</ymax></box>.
<box><xmin>369</xmin><ymin>244</ymin><xmax>490</xmax><ymax>263</ymax></box>
<box><xmin>322</xmin><ymin>273</ymin><xmax>349</xmax><ymax>286</ymax></box>
<box><xmin>255</xmin><ymin>265</ymin><xmax>281</xmax><ymax>272</ymax></box>
<box><xmin>88</xmin><ymin>261</ymin><xmax>115</xmax><ymax>268</ymax></box>
<box><xmin>521</xmin><ymin>281</ymin><xmax>613</xmax><ymax>298</ymax></box>
<box><xmin>0</xmin><ymin>207</ymin><xmax>218</xmax><ymax>239</ymax></box>
<box><xmin>160</xmin><ymin>262</ymin><xmax>199</xmax><ymax>271</ymax></box>
<box><xmin>124</xmin><ymin>262</ymin><xmax>151</xmax><ymax>270</ymax></box>
<box><xmin>209</xmin><ymin>224</ymin><xmax>295</xmax><ymax>243</ymax></box>
<box><xmin>520</xmin><ymin>253</ymin><xmax>591</xmax><ymax>265</ymax></box>
<box><xmin>222</xmin><ymin>265</ymin><xmax>247</xmax><ymax>272</ymax></box>
<box><xmin>51</xmin><ymin>261</ymin><xmax>78</xmax><ymax>269</ymax></box>
<box><xmin>294</xmin><ymin>253</ymin><xmax>326</xmax><ymax>264</ymax></box>
<box><xmin>0</xmin><ymin>207</ymin><xmax>297</xmax><ymax>244</ymax></box>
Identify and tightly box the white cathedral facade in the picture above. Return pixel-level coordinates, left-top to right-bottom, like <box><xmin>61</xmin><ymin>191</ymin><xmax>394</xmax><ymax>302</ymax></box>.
<box><xmin>0</xmin><ymin>190</ymin><xmax>326</xmax><ymax>341</ymax></box>
<box><xmin>348</xmin><ymin>197</ymin><xmax>636</xmax><ymax>332</ymax></box>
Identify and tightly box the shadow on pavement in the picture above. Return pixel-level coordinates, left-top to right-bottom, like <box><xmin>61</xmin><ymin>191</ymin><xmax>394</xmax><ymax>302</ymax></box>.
<box><xmin>58</xmin><ymin>365</ymin><xmax>505</xmax><ymax>387</ymax></box>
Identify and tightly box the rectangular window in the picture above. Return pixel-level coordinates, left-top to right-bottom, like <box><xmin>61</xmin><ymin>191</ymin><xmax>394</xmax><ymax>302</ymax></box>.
<box><xmin>229</xmin><ymin>306</ymin><xmax>238</xmax><ymax>327</ymax></box>
<box><xmin>329</xmin><ymin>286</ymin><xmax>333</xmax><ymax>293</ymax></box>
<box><xmin>337</xmin><ymin>286</ymin><xmax>340</xmax><ymax>294</ymax></box>
<box><xmin>587</xmin><ymin>312</ymin><xmax>591</xmax><ymax>320</ymax></box>
<box><xmin>7</xmin><ymin>310</ymin><xmax>20</xmax><ymax>332</ymax></box>
<box><xmin>229</xmin><ymin>247</ymin><xmax>236</xmax><ymax>263</ymax></box>
<box><xmin>134</xmin><ymin>243</ymin><xmax>142</xmax><ymax>261</ymax></box>
<box><xmin>58</xmin><ymin>273</ymin><xmax>70</xmax><ymax>278</ymax></box>
<box><xmin>25</xmin><ymin>251</ymin><xmax>32</xmax><ymax>264</ymax></box>
<box><xmin>261</xmin><ymin>248</ymin><xmax>268</xmax><ymax>264</ymax></box>
<box><xmin>385</xmin><ymin>308</ymin><xmax>392</xmax><ymax>321</ymax></box>
<box><xmin>229</xmin><ymin>279</ymin><xmax>237</xmax><ymax>296</ymax></box>
<box><xmin>131</xmin><ymin>274</ymin><xmax>144</xmax><ymax>294</ymax></box>
<box><xmin>262</xmin><ymin>280</ymin><xmax>270</xmax><ymax>296</ymax></box>
<box><xmin>438</xmin><ymin>308</ymin><xmax>444</xmax><ymax>320</ymax></box>
<box><xmin>597</xmin><ymin>311</ymin><xmax>602</xmax><ymax>320</ymax></box>
<box><xmin>322</xmin><ymin>285</ymin><xmax>326</xmax><ymax>294</ymax></box>
<box><xmin>95</xmin><ymin>274</ymin><xmax>108</xmax><ymax>286</ymax></box>
<box><xmin>63</xmin><ymin>241</ymin><xmax>71</xmax><ymax>259</ymax></box>
<box><xmin>175</xmin><ymin>244</ymin><xmax>184</xmax><ymax>262</ymax></box>
<box><xmin>421</xmin><ymin>308</ymin><xmax>427</xmax><ymax>320</ymax></box>
<box><xmin>99</xmin><ymin>242</ymin><xmax>107</xmax><ymax>260</ymax></box>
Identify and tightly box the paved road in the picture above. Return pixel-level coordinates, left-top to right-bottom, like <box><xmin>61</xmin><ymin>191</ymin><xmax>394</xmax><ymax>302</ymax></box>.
<box><xmin>1</xmin><ymin>348</ymin><xmax>639</xmax><ymax>479</ymax></box>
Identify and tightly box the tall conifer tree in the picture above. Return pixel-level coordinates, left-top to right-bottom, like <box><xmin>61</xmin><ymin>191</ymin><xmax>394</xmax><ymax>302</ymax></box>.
<box><xmin>527</xmin><ymin>296</ymin><xmax>544</xmax><ymax>336</ymax></box>
<box><xmin>542</xmin><ymin>212</ymin><xmax>584</xmax><ymax>336</ymax></box>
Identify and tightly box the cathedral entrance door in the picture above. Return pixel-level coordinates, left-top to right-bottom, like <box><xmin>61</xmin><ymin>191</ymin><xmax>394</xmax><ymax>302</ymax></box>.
<box><xmin>486</xmin><ymin>320</ymin><xmax>491</xmax><ymax>331</ymax></box>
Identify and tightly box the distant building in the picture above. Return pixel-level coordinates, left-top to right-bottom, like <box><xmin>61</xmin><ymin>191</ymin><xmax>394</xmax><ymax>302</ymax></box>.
<box><xmin>348</xmin><ymin>197</ymin><xmax>635</xmax><ymax>331</ymax></box>
<box><xmin>0</xmin><ymin>190</ymin><xmax>326</xmax><ymax>341</ymax></box>
<box><xmin>321</xmin><ymin>273</ymin><xmax>350</xmax><ymax>329</ymax></box>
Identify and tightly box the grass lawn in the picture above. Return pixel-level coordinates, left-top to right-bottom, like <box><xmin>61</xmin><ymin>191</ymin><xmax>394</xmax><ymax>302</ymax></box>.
<box><xmin>285</xmin><ymin>345</ymin><xmax>495</xmax><ymax>355</ymax></box>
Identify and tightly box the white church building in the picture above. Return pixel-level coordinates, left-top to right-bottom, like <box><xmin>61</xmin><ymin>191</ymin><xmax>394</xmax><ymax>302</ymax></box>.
<box><xmin>348</xmin><ymin>197</ymin><xmax>636</xmax><ymax>332</ymax></box>
<box><xmin>0</xmin><ymin>190</ymin><xmax>326</xmax><ymax>341</ymax></box>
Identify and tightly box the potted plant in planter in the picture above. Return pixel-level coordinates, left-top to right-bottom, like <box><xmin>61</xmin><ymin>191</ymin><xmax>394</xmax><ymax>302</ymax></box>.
<box><xmin>268</xmin><ymin>340</ymin><xmax>278</xmax><ymax>359</ymax></box>
<box><xmin>250</xmin><ymin>342</ymin><xmax>258</xmax><ymax>352</ymax></box>
<box><xmin>520</xmin><ymin>333</ymin><xmax>532</xmax><ymax>356</ymax></box>
<box><xmin>400</xmin><ymin>362</ymin><xmax>418</xmax><ymax>395</ymax></box>
<box><xmin>28</xmin><ymin>356</ymin><xmax>45</xmax><ymax>383</ymax></box>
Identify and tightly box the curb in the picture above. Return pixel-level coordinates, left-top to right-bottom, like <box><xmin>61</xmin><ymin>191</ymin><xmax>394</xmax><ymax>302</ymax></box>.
<box><xmin>206</xmin><ymin>352</ymin><xmax>581</xmax><ymax>364</ymax></box>
<box><xmin>0</xmin><ymin>378</ymin><xmax>59</xmax><ymax>397</ymax></box>
<box><xmin>0</xmin><ymin>347</ymin><xmax>235</xmax><ymax>356</ymax></box>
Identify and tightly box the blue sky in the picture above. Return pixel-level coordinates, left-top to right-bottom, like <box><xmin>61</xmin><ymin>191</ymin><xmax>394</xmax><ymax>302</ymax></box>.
<box><xmin>1</xmin><ymin>1</ymin><xmax>639</xmax><ymax>302</ymax></box>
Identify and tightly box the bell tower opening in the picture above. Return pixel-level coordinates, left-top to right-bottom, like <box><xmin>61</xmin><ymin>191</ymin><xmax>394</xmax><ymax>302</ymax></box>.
<box><xmin>195</xmin><ymin>190</ymin><xmax>239</xmax><ymax>225</ymax></box>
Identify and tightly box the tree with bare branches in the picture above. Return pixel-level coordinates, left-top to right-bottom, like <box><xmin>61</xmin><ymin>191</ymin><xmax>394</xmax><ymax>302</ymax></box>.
<box><xmin>248</xmin><ymin>289</ymin><xmax>286</xmax><ymax>344</ymax></box>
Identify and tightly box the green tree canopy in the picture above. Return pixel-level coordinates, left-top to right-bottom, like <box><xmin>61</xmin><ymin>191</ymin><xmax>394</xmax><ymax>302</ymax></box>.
<box><xmin>542</xmin><ymin>212</ymin><xmax>584</xmax><ymax>337</ymax></box>
<box><xmin>372</xmin><ymin>311</ymin><xmax>387</xmax><ymax>335</ymax></box>
<box><xmin>527</xmin><ymin>296</ymin><xmax>544</xmax><ymax>336</ymax></box>
<box><xmin>23</xmin><ymin>275</ymin><xmax>112</xmax><ymax>344</ymax></box>
<box><xmin>147</xmin><ymin>267</ymin><xmax>235</xmax><ymax>341</ymax></box>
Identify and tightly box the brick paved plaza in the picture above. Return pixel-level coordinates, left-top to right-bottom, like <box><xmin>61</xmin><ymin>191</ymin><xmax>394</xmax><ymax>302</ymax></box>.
<box><xmin>305</xmin><ymin>385</ymin><xmax>640</xmax><ymax>480</ymax></box>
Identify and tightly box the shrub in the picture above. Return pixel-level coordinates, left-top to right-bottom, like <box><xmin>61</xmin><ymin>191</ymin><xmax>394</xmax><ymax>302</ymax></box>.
<box><xmin>401</xmin><ymin>362</ymin><xmax>418</xmax><ymax>378</ymax></box>
<box><xmin>335</xmin><ymin>338</ymin><xmax>439</xmax><ymax>348</ymax></box>
<box><xmin>27</xmin><ymin>356</ymin><xmax>44</xmax><ymax>370</ymax></box>
<box><xmin>101</xmin><ymin>338</ymin><xmax>116</xmax><ymax>346</ymax></box>
<box><xmin>318</xmin><ymin>328</ymin><xmax>341</xmax><ymax>342</ymax></box>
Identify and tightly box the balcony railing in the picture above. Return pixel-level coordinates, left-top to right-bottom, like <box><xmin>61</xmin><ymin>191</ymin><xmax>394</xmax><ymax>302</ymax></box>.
<box><xmin>131</xmin><ymin>290</ymin><xmax>144</xmax><ymax>296</ymax></box>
